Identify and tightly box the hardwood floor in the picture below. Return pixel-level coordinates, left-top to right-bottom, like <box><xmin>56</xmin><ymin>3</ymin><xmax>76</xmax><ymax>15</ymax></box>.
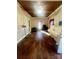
<box><xmin>17</xmin><ymin>31</ymin><xmax>62</xmax><ymax>59</ymax></box>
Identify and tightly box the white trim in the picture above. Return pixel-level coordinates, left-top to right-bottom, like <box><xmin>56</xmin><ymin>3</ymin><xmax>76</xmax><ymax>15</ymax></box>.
<box><xmin>17</xmin><ymin>32</ymin><xmax>30</xmax><ymax>44</ymax></box>
<box><xmin>48</xmin><ymin>5</ymin><xmax>62</xmax><ymax>18</ymax></box>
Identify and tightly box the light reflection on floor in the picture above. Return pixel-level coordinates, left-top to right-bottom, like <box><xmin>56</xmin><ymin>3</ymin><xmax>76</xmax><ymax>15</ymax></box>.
<box><xmin>35</xmin><ymin>31</ymin><xmax>43</xmax><ymax>41</ymax></box>
<box><xmin>41</xmin><ymin>31</ymin><xmax>50</xmax><ymax>36</ymax></box>
<box><xmin>35</xmin><ymin>31</ymin><xmax>51</xmax><ymax>41</ymax></box>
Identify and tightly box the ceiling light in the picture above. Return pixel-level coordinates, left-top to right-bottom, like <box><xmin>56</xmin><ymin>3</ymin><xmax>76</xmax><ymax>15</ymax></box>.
<box><xmin>33</xmin><ymin>2</ymin><xmax>45</xmax><ymax>17</ymax></box>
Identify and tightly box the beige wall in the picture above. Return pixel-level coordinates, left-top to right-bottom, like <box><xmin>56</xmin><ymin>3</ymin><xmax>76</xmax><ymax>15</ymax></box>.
<box><xmin>17</xmin><ymin>2</ymin><xmax>31</xmax><ymax>29</ymax></box>
<box><xmin>30</xmin><ymin>17</ymin><xmax>49</xmax><ymax>29</ymax></box>
<box><xmin>48</xmin><ymin>5</ymin><xmax>62</xmax><ymax>42</ymax></box>
<box><xmin>17</xmin><ymin>2</ymin><xmax>32</xmax><ymax>41</ymax></box>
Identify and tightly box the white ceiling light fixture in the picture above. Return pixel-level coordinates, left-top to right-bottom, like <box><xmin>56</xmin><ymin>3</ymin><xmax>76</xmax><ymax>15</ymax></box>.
<box><xmin>33</xmin><ymin>1</ymin><xmax>45</xmax><ymax>17</ymax></box>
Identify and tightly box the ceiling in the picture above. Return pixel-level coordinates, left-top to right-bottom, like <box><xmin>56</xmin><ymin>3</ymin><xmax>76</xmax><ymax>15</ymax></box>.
<box><xmin>18</xmin><ymin>0</ymin><xmax>62</xmax><ymax>17</ymax></box>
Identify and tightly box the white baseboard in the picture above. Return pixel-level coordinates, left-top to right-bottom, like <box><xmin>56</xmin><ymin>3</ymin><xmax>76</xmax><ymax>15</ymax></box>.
<box><xmin>17</xmin><ymin>32</ymin><xmax>30</xmax><ymax>44</ymax></box>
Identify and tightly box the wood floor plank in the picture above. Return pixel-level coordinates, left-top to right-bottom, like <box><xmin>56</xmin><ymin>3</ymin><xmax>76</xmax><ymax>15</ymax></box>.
<box><xmin>17</xmin><ymin>31</ymin><xmax>62</xmax><ymax>59</ymax></box>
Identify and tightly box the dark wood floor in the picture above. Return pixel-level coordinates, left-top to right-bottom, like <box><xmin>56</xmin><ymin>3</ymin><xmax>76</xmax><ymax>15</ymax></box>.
<box><xmin>17</xmin><ymin>31</ymin><xmax>62</xmax><ymax>59</ymax></box>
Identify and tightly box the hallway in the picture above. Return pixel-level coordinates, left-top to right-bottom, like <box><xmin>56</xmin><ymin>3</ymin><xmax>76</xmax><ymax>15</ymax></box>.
<box><xmin>17</xmin><ymin>0</ymin><xmax>62</xmax><ymax>59</ymax></box>
<box><xmin>17</xmin><ymin>31</ymin><xmax>61</xmax><ymax>59</ymax></box>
